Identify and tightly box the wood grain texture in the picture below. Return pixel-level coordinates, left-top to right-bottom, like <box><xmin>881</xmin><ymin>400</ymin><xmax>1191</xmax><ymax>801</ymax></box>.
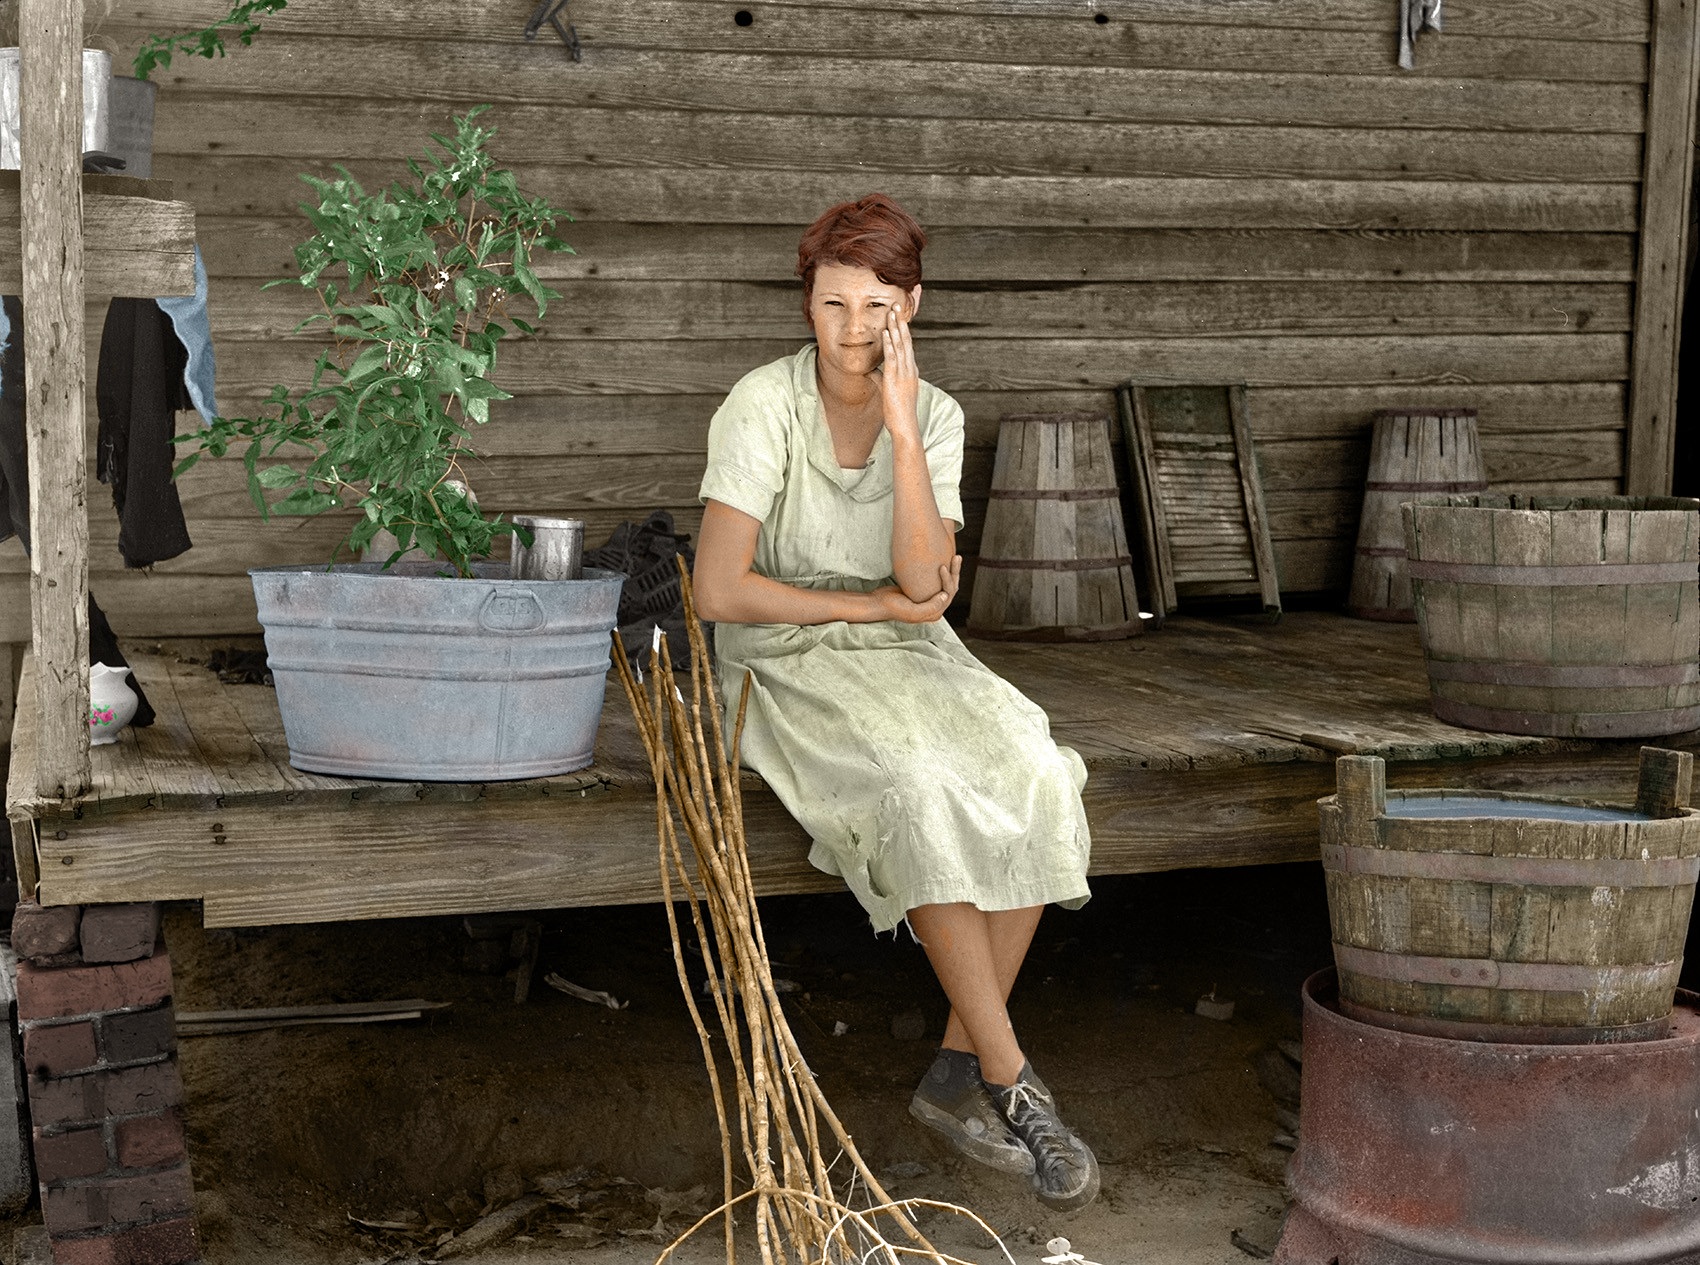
<box><xmin>200</xmin><ymin>221</ymin><xmax>1640</xmax><ymax>283</ymax></box>
<box><xmin>626</xmin><ymin>0</ymin><xmax>1653</xmax><ymax>42</ymax></box>
<box><xmin>119</xmin><ymin>37</ymin><xmax>1650</xmax><ymax>133</ymax></box>
<box><xmin>1626</xmin><ymin>0</ymin><xmax>1700</xmax><ymax>494</ymax></box>
<box><xmin>102</xmin><ymin>1</ymin><xmax>1652</xmax><ymax>76</ymax></box>
<box><xmin>19</xmin><ymin>0</ymin><xmax>91</xmax><ymax>799</ymax></box>
<box><xmin>205</xmin><ymin>279</ymin><xmax>1635</xmax><ymax>343</ymax></box>
<box><xmin>157</xmin><ymin>100</ymin><xmax>1646</xmax><ymax>185</ymax></box>
<box><xmin>208</xmin><ymin>334</ymin><xmax>1632</xmax><ymax>399</ymax></box>
<box><xmin>968</xmin><ymin>413</ymin><xmax>1141</xmax><ymax>637</ymax></box>
<box><xmin>5</xmin><ymin>651</ymin><xmax>40</xmax><ymax>897</ymax></box>
<box><xmin>116</xmin><ymin>383</ymin><xmax>1630</xmax><ymax>460</ymax></box>
<box><xmin>158</xmin><ymin>157</ymin><xmax>1642</xmax><ymax>233</ymax></box>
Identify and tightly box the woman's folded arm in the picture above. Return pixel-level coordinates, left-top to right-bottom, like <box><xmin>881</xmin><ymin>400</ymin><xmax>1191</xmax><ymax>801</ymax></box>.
<box><xmin>693</xmin><ymin>499</ymin><xmax>956</xmax><ymax>626</ymax></box>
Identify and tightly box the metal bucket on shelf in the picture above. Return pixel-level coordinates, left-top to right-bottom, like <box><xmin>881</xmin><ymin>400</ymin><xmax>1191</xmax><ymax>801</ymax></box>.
<box><xmin>0</xmin><ymin>49</ymin><xmax>111</xmax><ymax>168</ymax></box>
<box><xmin>250</xmin><ymin>562</ymin><xmax>623</xmax><ymax>781</ymax></box>
<box><xmin>103</xmin><ymin>75</ymin><xmax>156</xmax><ymax>178</ymax></box>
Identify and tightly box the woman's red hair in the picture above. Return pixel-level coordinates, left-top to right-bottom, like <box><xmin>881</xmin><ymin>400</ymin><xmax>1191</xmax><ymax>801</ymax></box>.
<box><xmin>796</xmin><ymin>193</ymin><xmax>927</xmax><ymax>323</ymax></box>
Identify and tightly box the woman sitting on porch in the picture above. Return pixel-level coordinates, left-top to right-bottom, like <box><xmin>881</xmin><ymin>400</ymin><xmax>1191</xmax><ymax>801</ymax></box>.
<box><xmin>691</xmin><ymin>193</ymin><xmax>1099</xmax><ymax>1212</ymax></box>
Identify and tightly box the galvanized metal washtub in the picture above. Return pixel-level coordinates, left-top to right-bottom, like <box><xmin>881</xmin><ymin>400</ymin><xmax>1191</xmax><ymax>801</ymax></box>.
<box><xmin>1276</xmin><ymin>970</ymin><xmax>1700</xmax><ymax>1265</ymax></box>
<box><xmin>251</xmin><ymin>563</ymin><xmax>623</xmax><ymax>781</ymax></box>
<box><xmin>1321</xmin><ymin>751</ymin><xmax>1700</xmax><ymax>1043</ymax></box>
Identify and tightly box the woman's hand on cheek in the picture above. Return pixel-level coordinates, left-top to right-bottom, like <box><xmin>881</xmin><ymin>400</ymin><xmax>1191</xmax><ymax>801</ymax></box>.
<box><xmin>877</xmin><ymin>303</ymin><xmax>921</xmax><ymax>443</ymax></box>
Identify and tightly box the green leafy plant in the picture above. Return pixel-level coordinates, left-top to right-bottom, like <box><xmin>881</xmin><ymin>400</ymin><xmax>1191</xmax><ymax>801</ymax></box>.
<box><xmin>175</xmin><ymin>107</ymin><xmax>573</xmax><ymax>577</ymax></box>
<box><xmin>132</xmin><ymin>0</ymin><xmax>290</xmax><ymax>81</ymax></box>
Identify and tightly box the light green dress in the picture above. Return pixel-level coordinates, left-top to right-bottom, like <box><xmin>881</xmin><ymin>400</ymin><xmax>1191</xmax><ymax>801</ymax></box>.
<box><xmin>699</xmin><ymin>345</ymin><xmax>1091</xmax><ymax>933</ymax></box>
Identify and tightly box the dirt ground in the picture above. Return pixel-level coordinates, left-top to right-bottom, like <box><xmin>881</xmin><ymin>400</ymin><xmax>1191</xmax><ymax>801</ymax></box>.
<box><xmin>40</xmin><ymin>864</ymin><xmax>1323</xmax><ymax>1264</ymax></box>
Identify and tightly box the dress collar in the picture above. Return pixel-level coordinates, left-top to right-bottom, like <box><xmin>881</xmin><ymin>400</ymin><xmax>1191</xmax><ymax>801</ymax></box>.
<box><xmin>793</xmin><ymin>343</ymin><xmax>895</xmax><ymax>502</ymax></box>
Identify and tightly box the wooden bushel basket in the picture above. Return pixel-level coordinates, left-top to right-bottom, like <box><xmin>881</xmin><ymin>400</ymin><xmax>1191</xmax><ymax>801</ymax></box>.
<box><xmin>1347</xmin><ymin>408</ymin><xmax>1485</xmax><ymax>622</ymax></box>
<box><xmin>1322</xmin><ymin>750</ymin><xmax>1700</xmax><ymax>1043</ymax></box>
<box><xmin>1404</xmin><ymin>495</ymin><xmax>1700</xmax><ymax>738</ymax></box>
<box><xmin>966</xmin><ymin>412</ymin><xmax>1141</xmax><ymax>641</ymax></box>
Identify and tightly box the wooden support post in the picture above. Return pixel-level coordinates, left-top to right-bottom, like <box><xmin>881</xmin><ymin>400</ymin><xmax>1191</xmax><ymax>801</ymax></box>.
<box><xmin>1627</xmin><ymin>0</ymin><xmax>1700</xmax><ymax>495</ymax></box>
<box><xmin>18</xmin><ymin>0</ymin><xmax>89</xmax><ymax>799</ymax></box>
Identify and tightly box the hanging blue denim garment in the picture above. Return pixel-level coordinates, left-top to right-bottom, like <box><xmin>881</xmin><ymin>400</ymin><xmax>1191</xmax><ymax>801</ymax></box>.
<box><xmin>154</xmin><ymin>244</ymin><xmax>218</xmax><ymax>423</ymax></box>
<box><xmin>0</xmin><ymin>243</ymin><xmax>218</xmax><ymax>422</ymax></box>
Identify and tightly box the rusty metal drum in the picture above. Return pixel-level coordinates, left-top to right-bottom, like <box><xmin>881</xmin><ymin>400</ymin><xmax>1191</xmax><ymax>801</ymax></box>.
<box><xmin>1321</xmin><ymin>752</ymin><xmax>1700</xmax><ymax>1042</ymax></box>
<box><xmin>1276</xmin><ymin>970</ymin><xmax>1700</xmax><ymax>1265</ymax></box>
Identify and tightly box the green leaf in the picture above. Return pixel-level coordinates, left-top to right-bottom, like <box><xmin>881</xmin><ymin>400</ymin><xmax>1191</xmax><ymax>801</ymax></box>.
<box><xmin>272</xmin><ymin>488</ymin><xmax>338</xmax><ymax>516</ymax></box>
<box><xmin>255</xmin><ymin>464</ymin><xmax>301</xmax><ymax>489</ymax></box>
<box><xmin>344</xmin><ymin>344</ymin><xmax>392</xmax><ymax>381</ymax></box>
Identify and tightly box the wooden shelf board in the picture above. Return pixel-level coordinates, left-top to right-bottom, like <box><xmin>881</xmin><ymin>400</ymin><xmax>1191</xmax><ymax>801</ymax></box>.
<box><xmin>0</xmin><ymin>171</ymin><xmax>196</xmax><ymax>297</ymax></box>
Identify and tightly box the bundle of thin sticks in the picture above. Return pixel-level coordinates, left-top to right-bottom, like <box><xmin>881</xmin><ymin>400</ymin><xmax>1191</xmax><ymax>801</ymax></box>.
<box><xmin>610</xmin><ymin>563</ymin><xmax>1010</xmax><ymax>1265</ymax></box>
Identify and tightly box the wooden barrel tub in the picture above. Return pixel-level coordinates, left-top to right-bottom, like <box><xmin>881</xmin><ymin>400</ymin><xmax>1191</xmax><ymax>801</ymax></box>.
<box><xmin>966</xmin><ymin>411</ymin><xmax>1142</xmax><ymax>641</ymax></box>
<box><xmin>1346</xmin><ymin>408</ymin><xmax>1485</xmax><ymax>622</ymax></box>
<box><xmin>1321</xmin><ymin>751</ymin><xmax>1700</xmax><ymax>1043</ymax></box>
<box><xmin>1403</xmin><ymin>494</ymin><xmax>1700</xmax><ymax>738</ymax></box>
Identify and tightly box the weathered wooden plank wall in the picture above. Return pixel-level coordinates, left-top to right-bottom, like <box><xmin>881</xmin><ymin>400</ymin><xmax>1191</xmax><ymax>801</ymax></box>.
<box><xmin>0</xmin><ymin>0</ymin><xmax>1664</xmax><ymax>639</ymax></box>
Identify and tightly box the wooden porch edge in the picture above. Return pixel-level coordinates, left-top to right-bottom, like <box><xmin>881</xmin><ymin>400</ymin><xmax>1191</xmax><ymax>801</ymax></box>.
<box><xmin>23</xmin><ymin>744</ymin><xmax>1678</xmax><ymax>928</ymax></box>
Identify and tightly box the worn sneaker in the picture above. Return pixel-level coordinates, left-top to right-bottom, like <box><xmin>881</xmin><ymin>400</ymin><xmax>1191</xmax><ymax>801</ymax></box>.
<box><xmin>990</xmin><ymin>1064</ymin><xmax>1100</xmax><ymax>1211</ymax></box>
<box><xmin>909</xmin><ymin>1050</ymin><xmax>1036</xmax><ymax>1176</ymax></box>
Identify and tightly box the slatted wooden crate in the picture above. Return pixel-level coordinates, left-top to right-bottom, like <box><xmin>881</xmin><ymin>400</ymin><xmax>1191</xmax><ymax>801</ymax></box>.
<box><xmin>1117</xmin><ymin>382</ymin><xmax>1280</xmax><ymax>619</ymax></box>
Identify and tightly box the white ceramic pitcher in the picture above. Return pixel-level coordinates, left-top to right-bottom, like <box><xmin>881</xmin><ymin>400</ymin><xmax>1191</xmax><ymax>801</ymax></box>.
<box><xmin>88</xmin><ymin>663</ymin><xmax>138</xmax><ymax>746</ymax></box>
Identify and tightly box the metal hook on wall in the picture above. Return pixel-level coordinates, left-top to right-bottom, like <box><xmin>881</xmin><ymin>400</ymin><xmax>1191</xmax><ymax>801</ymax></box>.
<box><xmin>524</xmin><ymin>0</ymin><xmax>582</xmax><ymax>62</ymax></box>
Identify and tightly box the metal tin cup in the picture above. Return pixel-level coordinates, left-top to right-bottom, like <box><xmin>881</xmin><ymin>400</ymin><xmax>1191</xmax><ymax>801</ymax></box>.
<box><xmin>510</xmin><ymin>515</ymin><xmax>584</xmax><ymax>581</ymax></box>
<box><xmin>0</xmin><ymin>49</ymin><xmax>112</xmax><ymax>170</ymax></box>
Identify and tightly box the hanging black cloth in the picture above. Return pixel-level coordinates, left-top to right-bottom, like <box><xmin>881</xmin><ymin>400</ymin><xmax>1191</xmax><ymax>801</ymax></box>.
<box><xmin>0</xmin><ymin>296</ymin><xmax>27</xmax><ymax>551</ymax></box>
<box><xmin>96</xmin><ymin>297</ymin><xmax>193</xmax><ymax>568</ymax></box>
<box><xmin>0</xmin><ymin>296</ymin><xmax>159</xmax><ymax>727</ymax></box>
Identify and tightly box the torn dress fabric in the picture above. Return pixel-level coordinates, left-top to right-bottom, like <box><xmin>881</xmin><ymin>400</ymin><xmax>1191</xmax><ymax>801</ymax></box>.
<box><xmin>699</xmin><ymin>345</ymin><xmax>1092</xmax><ymax>934</ymax></box>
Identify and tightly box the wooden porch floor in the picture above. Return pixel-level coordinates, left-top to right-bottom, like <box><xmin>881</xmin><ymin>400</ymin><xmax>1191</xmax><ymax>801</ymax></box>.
<box><xmin>7</xmin><ymin>612</ymin><xmax>1687</xmax><ymax>928</ymax></box>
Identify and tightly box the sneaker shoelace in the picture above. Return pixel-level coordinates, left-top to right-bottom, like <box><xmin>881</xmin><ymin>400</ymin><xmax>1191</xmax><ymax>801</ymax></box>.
<box><xmin>1001</xmin><ymin>1083</ymin><xmax>1086</xmax><ymax>1179</ymax></box>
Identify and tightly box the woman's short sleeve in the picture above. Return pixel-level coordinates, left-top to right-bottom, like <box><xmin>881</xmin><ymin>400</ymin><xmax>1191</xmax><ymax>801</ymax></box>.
<box><xmin>922</xmin><ymin>388</ymin><xmax>966</xmax><ymax>530</ymax></box>
<box><xmin>699</xmin><ymin>369</ymin><xmax>794</xmax><ymax>523</ymax></box>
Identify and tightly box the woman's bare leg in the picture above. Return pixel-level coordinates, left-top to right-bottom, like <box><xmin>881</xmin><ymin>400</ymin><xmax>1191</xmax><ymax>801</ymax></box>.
<box><xmin>907</xmin><ymin>902</ymin><xmax>1043</xmax><ymax>1085</ymax></box>
<box><xmin>937</xmin><ymin>906</ymin><xmax>1042</xmax><ymax>1065</ymax></box>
